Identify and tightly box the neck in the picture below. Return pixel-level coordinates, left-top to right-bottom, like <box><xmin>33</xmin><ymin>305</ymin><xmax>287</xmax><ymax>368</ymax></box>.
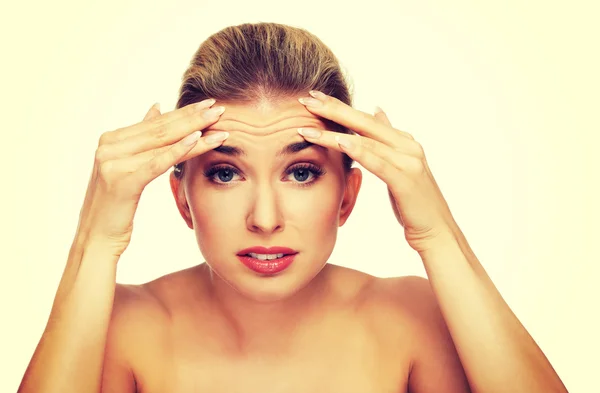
<box><xmin>200</xmin><ymin>263</ymin><xmax>330</xmax><ymax>354</ymax></box>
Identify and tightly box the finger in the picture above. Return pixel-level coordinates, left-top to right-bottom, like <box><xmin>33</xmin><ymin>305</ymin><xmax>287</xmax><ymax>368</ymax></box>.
<box><xmin>97</xmin><ymin>106</ymin><xmax>226</xmax><ymax>161</ymax></box>
<box><xmin>374</xmin><ymin>106</ymin><xmax>392</xmax><ymax>127</ymax></box>
<box><xmin>110</xmin><ymin>131</ymin><xmax>230</xmax><ymax>178</ymax></box>
<box><xmin>143</xmin><ymin>102</ymin><xmax>162</xmax><ymax>121</ymax></box>
<box><xmin>298</xmin><ymin>127</ymin><xmax>422</xmax><ymax>159</ymax></box>
<box><xmin>101</xmin><ymin>98</ymin><xmax>217</xmax><ymax>144</ymax></box>
<box><xmin>373</xmin><ymin>106</ymin><xmax>414</xmax><ymax>141</ymax></box>
<box><xmin>297</xmin><ymin>128</ymin><xmax>423</xmax><ymax>179</ymax></box>
<box><xmin>299</xmin><ymin>129</ymin><xmax>416</xmax><ymax>190</ymax></box>
<box><xmin>299</xmin><ymin>92</ymin><xmax>414</xmax><ymax>145</ymax></box>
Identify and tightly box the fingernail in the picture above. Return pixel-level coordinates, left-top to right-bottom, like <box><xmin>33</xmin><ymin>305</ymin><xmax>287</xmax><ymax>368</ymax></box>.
<box><xmin>205</xmin><ymin>131</ymin><xmax>229</xmax><ymax>144</ymax></box>
<box><xmin>151</xmin><ymin>102</ymin><xmax>160</xmax><ymax>111</ymax></box>
<box><xmin>182</xmin><ymin>131</ymin><xmax>202</xmax><ymax>146</ymax></box>
<box><xmin>298</xmin><ymin>97</ymin><xmax>323</xmax><ymax>107</ymax></box>
<box><xmin>374</xmin><ymin>106</ymin><xmax>383</xmax><ymax>114</ymax></box>
<box><xmin>335</xmin><ymin>135</ymin><xmax>353</xmax><ymax>150</ymax></box>
<box><xmin>203</xmin><ymin>106</ymin><xmax>226</xmax><ymax>119</ymax></box>
<box><xmin>297</xmin><ymin>128</ymin><xmax>321</xmax><ymax>138</ymax></box>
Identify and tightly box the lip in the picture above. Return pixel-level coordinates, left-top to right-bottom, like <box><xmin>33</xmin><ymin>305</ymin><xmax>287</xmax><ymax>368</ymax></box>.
<box><xmin>236</xmin><ymin>246</ymin><xmax>298</xmax><ymax>256</ymax></box>
<box><xmin>237</xmin><ymin>254</ymin><xmax>297</xmax><ymax>275</ymax></box>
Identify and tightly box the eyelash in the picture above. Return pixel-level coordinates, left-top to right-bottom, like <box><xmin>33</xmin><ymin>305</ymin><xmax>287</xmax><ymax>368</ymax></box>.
<box><xmin>203</xmin><ymin>162</ymin><xmax>326</xmax><ymax>188</ymax></box>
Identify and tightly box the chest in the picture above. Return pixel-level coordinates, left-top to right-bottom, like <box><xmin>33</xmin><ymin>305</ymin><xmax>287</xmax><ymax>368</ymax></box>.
<box><xmin>134</xmin><ymin>317</ymin><xmax>411</xmax><ymax>393</ymax></box>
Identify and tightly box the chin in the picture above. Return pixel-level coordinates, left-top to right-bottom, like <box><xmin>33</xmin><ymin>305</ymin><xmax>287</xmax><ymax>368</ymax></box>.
<box><xmin>208</xmin><ymin>255</ymin><xmax>326</xmax><ymax>304</ymax></box>
<box><xmin>233</xmin><ymin>268</ymin><xmax>314</xmax><ymax>303</ymax></box>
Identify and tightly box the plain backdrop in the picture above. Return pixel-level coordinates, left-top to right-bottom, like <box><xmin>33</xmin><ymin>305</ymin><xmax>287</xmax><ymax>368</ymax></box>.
<box><xmin>1</xmin><ymin>0</ymin><xmax>598</xmax><ymax>392</ymax></box>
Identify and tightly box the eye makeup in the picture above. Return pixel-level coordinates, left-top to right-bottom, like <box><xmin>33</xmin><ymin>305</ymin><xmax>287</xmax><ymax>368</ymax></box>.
<box><xmin>202</xmin><ymin>161</ymin><xmax>326</xmax><ymax>189</ymax></box>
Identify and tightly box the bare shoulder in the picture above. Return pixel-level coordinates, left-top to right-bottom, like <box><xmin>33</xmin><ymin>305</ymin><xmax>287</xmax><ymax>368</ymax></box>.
<box><xmin>361</xmin><ymin>275</ymin><xmax>471</xmax><ymax>392</ymax></box>
<box><xmin>106</xmin><ymin>266</ymin><xmax>204</xmax><ymax>359</ymax></box>
<box><xmin>365</xmin><ymin>275</ymin><xmax>438</xmax><ymax>317</ymax></box>
<box><xmin>101</xmin><ymin>281</ymin><xmax>171</xmax><ymax>392</ymax></box>
<box><xmin>106</xmin><ymin>281</ymin><xmax>171</xmax><ymax>360</ymax></box>
<box><xmin>358</xmin><ymin>274</ymin><xmax>454</xmax><ymax>352</ymax></box>
<box><xmin>355</xmin><ymin>275</ymin><xmax>435</xmax><ymax>339</ymax></box>
<box><xmin>111</xmin><ymin>282</ymin><xmax>169</xmax><ymax>327</ymax></box>
<box><xmin>322</xmin><ymin>267</ymin><xmax>433</xmax><ymax>336</ymax></box>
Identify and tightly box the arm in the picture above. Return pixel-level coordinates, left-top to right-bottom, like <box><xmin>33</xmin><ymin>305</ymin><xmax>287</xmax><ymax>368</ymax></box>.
<box><xmin>17</xmin><ymin>99</ymin><xmax>226</xmax><ymax>393</ymax></box>
<box><xmin>17</xmin><ymin>239</ymin><xmax>129</xmax><ymax>393</ymax></box>
<box><xmin>100</xmin><ymin>284</ymin><xmax>140</xmax><ymax>393</ymax></box>
<box><xmin>401</xmin><ymin>276</ymin><xmax>471</xmax><ymax>393</ymax></box>
<box><xmin>409</xmin><ymin>228</ymin><xmax>568</xmax><ymax>393</ymax></box>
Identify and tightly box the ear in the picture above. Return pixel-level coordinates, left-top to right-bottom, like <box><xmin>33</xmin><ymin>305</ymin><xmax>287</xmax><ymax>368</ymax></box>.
<box><xmin>338</xmin><ymin>167</ymin><xmax>362</xmax><ymax>227</ymax></box>
<box><xmin>169</xmin><ymin>170</ymin><xmax>194</xmax><ymax>229</ymax></box>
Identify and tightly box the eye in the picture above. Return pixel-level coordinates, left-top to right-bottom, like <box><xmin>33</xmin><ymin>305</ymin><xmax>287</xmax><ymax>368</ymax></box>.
<box><xmin>284</xmin><ymin>163</ymin><xmax>326</xmax><ymax>187</ymax></box>
<box><xmin>203</xmin><ymin>165</ymin><xmax>241</xmax><ymax>185</ymax></box>
<box><xmin>203</xmin><ymin>162</ymin><xmax>326</xmax><ymax>188</ymax></box>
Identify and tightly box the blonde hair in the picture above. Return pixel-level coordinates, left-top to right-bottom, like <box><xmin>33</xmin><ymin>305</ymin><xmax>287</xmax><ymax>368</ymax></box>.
<box><xmin>176</xmin><ymin>22</ymin><xmax>355</xmax><ymax>172</ymax></box>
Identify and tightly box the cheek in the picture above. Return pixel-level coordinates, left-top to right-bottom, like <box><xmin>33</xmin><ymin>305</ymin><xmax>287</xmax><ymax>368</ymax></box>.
<box><xmin>285</xmin><ymin>183</ymin><xmax>343</xmax><ymax>232</ymax></box>
<box><xmin>186</xmin><ymin>186</ymin><xmax>244</xmax><ymax>253</ymax></box>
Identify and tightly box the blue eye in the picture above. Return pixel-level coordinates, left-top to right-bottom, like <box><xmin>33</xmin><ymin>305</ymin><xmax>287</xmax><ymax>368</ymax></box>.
<box><xmin>203</xmin><ymin>163</ymin><xmax>326</xmax><ymax>188</ymax></box>
<box><xmin>284</xmin><ymin>163</ymin><xmax>325</xmax><ymax>187</ymax></box>
<box><xmin>203</xmin><ymin>165</ymin><xmax>241</xmax><ymax>184</ymax></box>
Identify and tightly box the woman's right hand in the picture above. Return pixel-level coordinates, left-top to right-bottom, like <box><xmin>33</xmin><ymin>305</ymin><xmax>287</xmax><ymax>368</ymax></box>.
<box><xmin>74</xmin><ymin>99</ymin><xmax>228</xmax><ymax>257</ymax></box>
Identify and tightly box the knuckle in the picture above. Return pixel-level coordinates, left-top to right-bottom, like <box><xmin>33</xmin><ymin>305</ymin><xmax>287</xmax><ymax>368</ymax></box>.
<box><xmin>146</xmin><ymin>157</ymin><xmax>163</xmax><ymax>176</ymax></box>
<box><xmin>360</xmin><ymin>137</ymin><xmax>377</xmax><ymax>151</ymax></box>
<box><xmin>95</xmin><ymin>145</ymin><xmax>111</xmax><ymax>164</ymax></box>
<box><xmin>151</xmin><ymin>146</ymin><xmax>164</xmax><ymax>159</ymax></box>
<box><xmin>98</xmin><ymin>131</ymin><xmax>113</xmax><ymax>146</ymax></box>
<box><xmin>373</xmin><ymin>156</ymin><xmax>387</xmax><ymax>174</ymax></box>
<box><xmin>98</xmin><ymin>161</ymin><xmax>116</xmax><ymax>180</ymax></box>
<box><xmin>412</xmin><ymin>141</ymin><xmax>425</xmax><ymax>158</ymax></box>
<box><xmin>147</xmin><ymin>114</ymin><xmax>167</xmax><ymax>126</ymax></box>
<box><xmin>187</xmin><ymin>103</ymin><xmax>200</xmax><ymax>115</ymax></box>
<box><xmin>405</xmin><ymin>156</ymin><xmax>425</xmax><ymax>174</ymax></box>
<box><xmin>152</xmin><ymin>125</ymin><xmax>169</xmax><ymax>142</ymax></box>
<box><xmin>403</xmin><ymin>131</ymin><xmax>415</xmax><ymax>140</ymax></box>
<box><xmin>393</xmin><ymin>127</ymin><xmax>414</xmax><ymax>140</ymax></box>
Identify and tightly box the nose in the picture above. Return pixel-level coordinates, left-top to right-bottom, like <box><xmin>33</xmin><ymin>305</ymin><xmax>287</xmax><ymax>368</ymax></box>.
<box><xmin>246</xmin><ymin>186</ymin><xmax>284</xmax><ymax>234</ymax></box>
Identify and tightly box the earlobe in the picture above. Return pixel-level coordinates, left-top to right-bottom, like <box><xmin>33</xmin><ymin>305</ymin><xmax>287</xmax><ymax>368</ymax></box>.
<box><xmin>338</xmin><ymin>167</ymin><xmax>362</xmax><ymax>227</ymax></box>
<box><xmin>169</xmin><ymin>171</ymin><xmax>194</xmax><ymax>229</ymax></box>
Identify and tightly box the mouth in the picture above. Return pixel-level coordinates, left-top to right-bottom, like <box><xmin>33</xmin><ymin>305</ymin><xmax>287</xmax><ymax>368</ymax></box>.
<box><xmin>236</xmin><ymin>246</ymin><xmax>298</xmax><ymax>274</ymax></box>
<box><xmin>243</xmin><ymin>252</ymin><xmax>288</xmax><ymax>260</ymax></box>
<box><xmin>236</xmin><ymin>246</ymin><xmax>298</xmax><ymax>258</ymax></box>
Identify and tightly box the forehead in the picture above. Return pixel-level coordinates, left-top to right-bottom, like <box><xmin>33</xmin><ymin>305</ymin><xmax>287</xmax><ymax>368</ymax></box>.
<box><xmin>203</xmin><ymin>98</ymin><xmax>328</xmax><ymax>138</ymax></box>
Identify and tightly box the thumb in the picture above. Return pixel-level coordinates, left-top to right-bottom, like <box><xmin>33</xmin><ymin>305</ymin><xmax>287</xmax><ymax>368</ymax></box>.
<box><xmin>143</xmin><ymin>102</ymin><xmax>162</xmax><ymax>121</ymax></box>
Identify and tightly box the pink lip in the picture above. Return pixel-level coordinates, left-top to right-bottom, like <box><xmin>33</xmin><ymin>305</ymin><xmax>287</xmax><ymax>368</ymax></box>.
<box><xmin>236</xmin><ymin>246</ymin><xmax>298</xmax><ymax>256</ymax></box>
<box><xmin>237</xmin><ymin>254</ymin><xmax>296</xmax><ymax>275</ymax></box>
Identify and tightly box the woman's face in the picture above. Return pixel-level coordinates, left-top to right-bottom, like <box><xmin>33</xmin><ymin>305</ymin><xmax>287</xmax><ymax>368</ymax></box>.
<box><xmin>170</xmin><ymin>98</ymin><xmax>362</xmax><ymax>302</ymax></box>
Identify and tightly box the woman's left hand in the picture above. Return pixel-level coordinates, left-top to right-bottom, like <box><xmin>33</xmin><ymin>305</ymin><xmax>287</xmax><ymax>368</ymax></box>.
<box><xmin>297</xmin><ymin>90</ymin><xmax>458</xmax><ymax>253</ymax></box>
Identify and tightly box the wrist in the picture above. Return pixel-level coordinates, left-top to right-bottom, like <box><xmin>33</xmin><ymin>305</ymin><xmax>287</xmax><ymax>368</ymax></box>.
<box><xmin>415</xmin><ymin>228</ymin><xmax>459</xmax><ymax>257</ymax></box>
<box><xmin>79</xmin><ymin>234</ymin><xmax>128</xmax><ymax>262</ymax></box>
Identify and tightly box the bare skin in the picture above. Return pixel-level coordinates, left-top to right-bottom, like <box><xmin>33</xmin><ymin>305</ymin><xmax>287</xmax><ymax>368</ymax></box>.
<box><xmin>101</xmin><ymin>263</ymin><xmax>468</xmax><ymax>393</ymax></box>
<box><xmin>99</xmin><ymin>98</ymin><xmax>468</xmax><ymax>393</ymax></box>
<box><xmin>17</xmin><ymin>97</ymin><xmax>468</xmax><ymax>393</ymax></box>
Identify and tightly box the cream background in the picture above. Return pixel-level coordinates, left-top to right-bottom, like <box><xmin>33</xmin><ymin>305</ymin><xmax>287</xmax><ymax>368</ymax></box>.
<box><xmin>1</xmin><ymin>0</ymin><xmax>598</xmax><ymax>391</ymax></box>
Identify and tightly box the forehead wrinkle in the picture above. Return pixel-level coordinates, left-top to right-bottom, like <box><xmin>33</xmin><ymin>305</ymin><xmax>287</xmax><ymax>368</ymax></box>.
<box><xmin>212</xmin><ymin>137</ymin><xmax>328</xmax><ymax>159</ymax></box>
<box><xmin>220</xmin><ymin>112</ymin><xmax>319</xmax><ymax>126</ymax></box>
<box><xmin>207</xmin><ymin>116</ymin><xmax>324</xmax><ymax>136</ymax></box>
<box><xmin>203</xmin><ymin>105</ymin><xmax>329</xmax><ymax>159</ymax></box>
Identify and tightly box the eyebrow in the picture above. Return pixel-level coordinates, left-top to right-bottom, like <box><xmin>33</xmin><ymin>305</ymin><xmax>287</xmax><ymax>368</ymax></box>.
<box><xmin>212</xmin><ymin>140</ymin><xmax>327</xmax><ymax>158</ymax></box>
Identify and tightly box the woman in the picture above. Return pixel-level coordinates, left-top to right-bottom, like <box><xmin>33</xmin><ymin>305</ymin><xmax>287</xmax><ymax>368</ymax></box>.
<box><xmin>17</xmin><ymin>22</ymin><xmax>567</xmax><ymax>393</ymax></box>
